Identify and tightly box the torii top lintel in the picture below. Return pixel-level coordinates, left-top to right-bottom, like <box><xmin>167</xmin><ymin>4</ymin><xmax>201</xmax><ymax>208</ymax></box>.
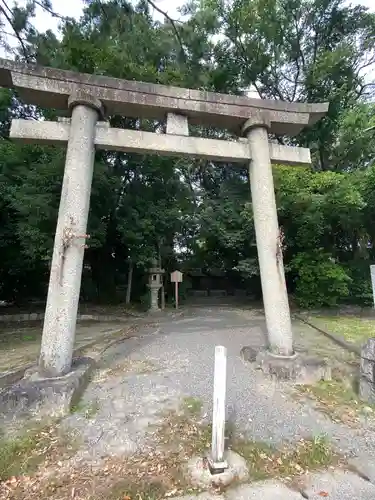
<box><xmin>0</xmin><ymin>58</ymin><xmax>328</xmax><ymax>135</ymax></box>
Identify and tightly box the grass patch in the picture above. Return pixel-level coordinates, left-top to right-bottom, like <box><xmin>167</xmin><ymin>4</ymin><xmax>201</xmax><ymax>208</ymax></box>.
<box><xmin>0</xmin><ymin>326</ymin><xmax>41</xmax><ymax>346</ymax></box>
<box><xmin>0</xmin><ymin>422</ymin><xmax>78</xmax><ymax>483</ymax></box>
<box><xmin>308</xmin><ymin>316</ymin><xmax>375</xmax><ymax>345</ymax></box>
<box><xmin>182</xmin><ymin>396</ymin><xmax>203</xmax><ymax>416</ymax></box>
<box><xmin>296</xmin><ymin>378</ymin><xmax>375</xmax><ymax>425</ymax></box>
<box><xmin>71</xmin><ymin>399</ymin><xmax>100</xmax><ymax>419</ymax></box>
<box><xmin>0</xmin><ymin>404</ymin><xmax>208</xmax><ymax>500</ymax></box>
<box><xmin>155</xmin><ymin>410</ymin><xmax>210</xmax><ymax>455</ymax></box>
<box><xmin>0</xmin><ymin>429</ymin><xmax>43</xmax><ymax>480</ymax></box>
<box><xmin>233</xmin><ymin>435</ymin><xmax>336</xmax><ymax>481</ymax></box>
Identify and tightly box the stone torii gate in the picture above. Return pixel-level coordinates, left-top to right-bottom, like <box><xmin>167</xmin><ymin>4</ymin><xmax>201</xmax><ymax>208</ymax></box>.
<box><xmin>0</xmin><ymin>59</ymin><xmax>328</xmax><ymax>379</ymax></box>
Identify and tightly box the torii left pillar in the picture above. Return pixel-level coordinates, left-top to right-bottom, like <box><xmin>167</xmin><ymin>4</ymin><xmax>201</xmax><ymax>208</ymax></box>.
<box><xmin>39</xmin><ymin>92</ymin><xmax>103</xmax><ymax>377</ymax></box>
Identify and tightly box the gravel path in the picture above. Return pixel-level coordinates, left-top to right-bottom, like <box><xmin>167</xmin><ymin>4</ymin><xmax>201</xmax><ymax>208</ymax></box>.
<box><xmin>62</xmin><ymin>306</ymin><xmax>375</xmax><ymax>497</ymax></box>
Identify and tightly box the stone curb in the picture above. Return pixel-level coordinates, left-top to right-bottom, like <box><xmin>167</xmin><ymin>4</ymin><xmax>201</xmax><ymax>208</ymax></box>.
<box><xmin>296</xmin><ymin>307</ymin><xmax>375</xmax><ymax>318</ymax></box>
<box><xmin>0</xmin><ymin>325</ymin><xmax>135</xmax><ymax>390</ymax></box>
<box><xmin>294</xmin><ymin>314</ymin><xmax>361</xmax><ymax>356</ymax></box>
<box><xmin>0</xmin><ymin>312</ymin><xmax>140</xmax><ymax>323</ymax></box>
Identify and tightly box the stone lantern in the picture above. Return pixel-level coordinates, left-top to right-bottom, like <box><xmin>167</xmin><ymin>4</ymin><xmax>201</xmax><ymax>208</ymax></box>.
<box><xmin>147</xmin><ymin>258</ymin><xmax>164</xmax><ymax>311</ymax></box>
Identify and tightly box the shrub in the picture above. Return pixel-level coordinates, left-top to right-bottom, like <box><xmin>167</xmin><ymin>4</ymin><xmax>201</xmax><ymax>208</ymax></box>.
<box><xmin>290</xmin><ymin>251</ymin><xmax>351</xmax><ymax>308</ymax></box>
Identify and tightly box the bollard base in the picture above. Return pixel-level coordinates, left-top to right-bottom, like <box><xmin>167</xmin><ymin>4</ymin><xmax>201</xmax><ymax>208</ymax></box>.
<box><xmin>186</xmin><ymin>451</ymin><xmax>248</xmax><ymax>488</ymax></box>
<box><xmin>207</xmin><ymin>457</ymin><xmax>228</xmax><ymax>475</ymax></box>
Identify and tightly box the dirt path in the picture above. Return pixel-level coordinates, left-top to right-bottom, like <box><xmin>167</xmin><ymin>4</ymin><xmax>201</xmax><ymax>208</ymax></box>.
<box><xmin>0</xmin><ymin>321</ymin><xmax>128</xmax><ymax>372</ymax></box>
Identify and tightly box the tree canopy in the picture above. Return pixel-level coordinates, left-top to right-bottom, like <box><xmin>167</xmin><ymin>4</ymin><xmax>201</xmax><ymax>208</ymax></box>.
<box><xmin>0</xmin><ymin>0</ymin><xmax>374</xmax><ymax>308</ymax></box>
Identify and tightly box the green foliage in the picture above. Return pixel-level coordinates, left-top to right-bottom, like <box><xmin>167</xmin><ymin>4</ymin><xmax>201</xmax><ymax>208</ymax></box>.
<box><xmin>334</xmin><ymin>103</ymin><xmax>375</xmax><ymax>171</ymax></box>
<box><xmin>0</xmin><ymin>0</ymin><xmax>374</xmax><ymax>309</ymax></box>
<box><xmin>344</xmin><ymin>260</ymin><xmax>374</xmax><ymax>306</ymax></box>
<box><xmin>197</xmin><ymin>0</ymin><xmax>375</xmax><ymax>170</ymax></box>
<box><xmin>291</xmin><ymin>251</ymin><xmax>352</xmax><ymax>308</ymax></box>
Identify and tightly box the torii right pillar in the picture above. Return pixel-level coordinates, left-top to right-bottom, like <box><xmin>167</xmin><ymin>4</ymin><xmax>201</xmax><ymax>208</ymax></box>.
<box><xmin>243</xmin><ymin>115</ymin><xmax>293</xmax><ymax>356</ymax></box>
<box><xmin>243</xmin><ymin>114</ymin><xmax>331</xmax><ymax>382</ymax></box>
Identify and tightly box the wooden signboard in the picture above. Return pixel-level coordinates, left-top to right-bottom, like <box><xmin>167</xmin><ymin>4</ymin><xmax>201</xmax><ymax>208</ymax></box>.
<box><xmin>170</xmin><ymin>270</ymin><xmax>183</xmax><ymax>309</ymax></box>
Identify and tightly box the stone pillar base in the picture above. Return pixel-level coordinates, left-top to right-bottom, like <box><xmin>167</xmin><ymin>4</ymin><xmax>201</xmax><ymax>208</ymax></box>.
<box><xmin>242</xmin><ymin>348</ymin><xmax>331</xmax><ymax>384</ymax></box>
<box><xmin>0</xmin><ymin>357</ymin><xmax>95</xmax><ymax>432</ymax></box>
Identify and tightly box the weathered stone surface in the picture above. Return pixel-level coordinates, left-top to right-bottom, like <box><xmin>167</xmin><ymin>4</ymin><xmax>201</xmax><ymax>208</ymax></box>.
<box><xmin>226</xmin><ymin>481</ymin><xmax>305</xmax><ymax>499</ymax></box>
<box><xmin>359</xmin><ymin>338</ymin><xmax>375</xmax><ymax>403</ymax></box>
<box><xmin>362</xmin><ymin>338</ymin><xmax>375</xmax><ymax>361</ymax></box>
<box><xmin>256</xmin><ymin>350</ymin><xmax>331</xmax><ymax>383</ymax></box>
<box><xmin>11</xmin><ymin>119</ymin><xmax>313</xmax><ymax>166</ymax></box>
<box><xmin>301</xmin><ymin>469</ymin><xmax>375</xmax><ymax>499</ymax></box>
<box><xmin>359</xmin><ymin>377</ymin><xmax>375</xmax><ymax>404</ymax></box>
<box><xmin>186</xmin><ymin>451</ymin><xmax>248</xmax><ymax>488</ymax></box>
<box><xmin>68</xmin><ymin>89</ymin><xmax>104</xmax><ymax>117</ymax></box>
<box><xmin>360</xmin><ymin>357</ymin><xmax>375</xmax><ymax>382</ymax></box>
<box><xmin>0</xmin><ymin>58</ymin><xmax>328</xmax><ymax>135</ymax></box>
<box><xmin>246</xmin><ymin>125</ymin><xmax>294</xmax><ymax>356</ymax></box>
<box><xmin>0</xmin><ymin>365</ymin><xmax>32</xmax><ymax>388</ymax></box>
<box><xmin>240</xmin><ymin>346</ymin><xmax>259</xmax><ymax>363</ymax></box>
<box><xmin>0</xmin><ymin>357</ymin><xmax>94</xmax><ymax>428</ymax></box>
<box><xmin>166</xmin><ymin>113</ymin><xmax>189</xmax><ymax>136</ymax></box>
<box><xmin>148</xmin><ymin>285</ymin><xmax>161</xmax><ymax>312</ymax></box>
<box><xmin>39</xmin><ymin>101</ymin><xmax>99</xmax><ymax>377</ymax></box>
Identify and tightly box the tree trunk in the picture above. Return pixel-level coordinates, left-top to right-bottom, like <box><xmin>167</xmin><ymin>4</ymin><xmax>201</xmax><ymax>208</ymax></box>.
<box><xmin>126</xmin><ymin>260</ymin><xmax>133</xmax><ymax>305</ymax></box>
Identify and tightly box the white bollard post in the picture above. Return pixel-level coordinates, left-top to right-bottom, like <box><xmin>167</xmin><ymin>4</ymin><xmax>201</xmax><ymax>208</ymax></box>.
<box><xmin>209</xmin><ymin>345</ymin><xmax>228</xmax><ymax>473</ymax></box>
<box><xmin>371</xmin><ymin>265</ymin><xmax>375</xmax><ymax>309</ymax></box>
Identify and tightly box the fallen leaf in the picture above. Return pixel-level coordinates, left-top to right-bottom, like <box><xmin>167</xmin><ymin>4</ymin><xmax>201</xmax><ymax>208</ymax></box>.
<box><xmin>165</xmin><ymin>489</ymin><xmax>177</xmax><ymax>497</ymax></box>
<box><xmin>318</xmin><ymin>491</ymin><xmax>329</xmax><ymax>497</ymax></box>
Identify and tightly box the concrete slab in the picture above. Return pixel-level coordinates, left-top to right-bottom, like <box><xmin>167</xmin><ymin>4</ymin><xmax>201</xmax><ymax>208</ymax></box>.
<box><xmin>301</xmin><ymin>470</ymin><xmax>375</xmax><ymax>499</ymax></box>
<box><xmin>226</xmin><ymin>480</ymin><xmax>304</xmax><ymax>499</ymax></box>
